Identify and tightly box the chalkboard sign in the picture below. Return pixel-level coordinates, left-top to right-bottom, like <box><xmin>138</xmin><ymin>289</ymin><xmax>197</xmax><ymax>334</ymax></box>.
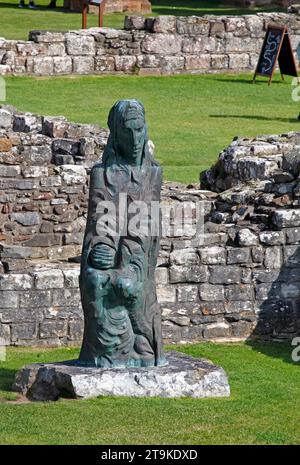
<box><xmin>253</xmin><ymin>25</ymin><xmax>298</xmax><ymax>85</ymax></box>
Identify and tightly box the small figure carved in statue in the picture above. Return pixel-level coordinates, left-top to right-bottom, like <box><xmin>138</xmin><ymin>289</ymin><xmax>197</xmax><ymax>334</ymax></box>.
<box><xmin>78</xmin><ymin>99</ymin><xmax>166</xmax><ymax>368</ymax></box>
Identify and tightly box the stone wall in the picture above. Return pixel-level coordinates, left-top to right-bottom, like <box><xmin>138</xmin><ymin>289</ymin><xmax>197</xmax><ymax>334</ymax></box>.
<box><xmin>1</xmin><ymin>12</ymin><xmax>300</xmax><ymax>76</ymax></box>
<box><xmin>0</xmin><ymin>105</ymin><xmax>299</xmax><ymax>347</ymax></box>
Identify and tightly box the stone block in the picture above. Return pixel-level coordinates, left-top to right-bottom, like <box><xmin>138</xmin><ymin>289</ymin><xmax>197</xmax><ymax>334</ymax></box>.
<box><xmin>203</xmin><ymin>322</ymin><xmax>231</xmax><ymax>339</ymax></box>
<box><xmin>182</xmin><ymin>36</ymin><xmax>215</xmax><ymax>54</ymax></box>
<box><xmin>211</xmin><ymin>54</ymin><xmax>229</xmax><ymax>69</ymax></box>
<box><xmin>272</xmin><ymin>209</ymin><xmax>300</xmax><ymax>228</ymax></box>
<box><xmin>0</xmin><ymin>108</ymin><xmax>13</xmax><ymax>128</ymax></box>
<box><xmin>13</xmin><ymin>351</ymin><xmax>230</xmax><ymax>400</ymax></box>
<box><xmin>94</xmin><ymin>56</ymin><xmax>115</xmax><ymax>72</ymax></box>
<box><xmin>169</xmin><ymin>265</ymin><xmax>208</xmax><ymax>283</ymax></box>
<box><xmin>0</xmin><ymin>273</ymin><xmax>33</xmax><ymax>290</ymax></box>
<box><xmin>73</xmin><ymin>56</ymin><xmax>95</xmax><ymax>74</ymax></box>
<box><xmin>115</xmin><ymin>55</ymin><xmax>137</xmax><ymax>72</ymax></box>
<box><xmin>225</xmin><ymin>284</ymin><xmax>253</xmax><ymax>301</ymax></box>
<box><xmin>59</xmin><ymin>164</ymin><xmax>86</xmax><ymax>185</ymax></box>
<box><xmin>52</xmin><ymin>288</ymin><xmax>81</xmax><ymax>307</ymax></box>
<box><xmin>209</xmin><ymin>266</ymin><xmax>241</xmax><ymax>284</ymax></box>
<box><xmin>19</xmin><ymin>290</ymin><xmax>52</xmax><ymax>308</ymax></box>
<box><xmin>11</xmin><ymin>322</ymin><xmax>37</xmax><ymax>341</ymax></box>
<box><xmin>0</xmin><ymin>290</ymin><xmax>19</xmax><ymax>308</ymax></box>
<box><xmin>155</xmin><ymin>267</ymin><xmax>169</xmax><ymax>285</ymax></box>
<box><xmin>227</xmin><ymin>247</ymin><xmax>251</xmax><ymax>264</ymax></box>
<box><xmin>264</xmin><ymin>247</ymin><xmax>282</xmax><ymax>269</ymax></box>
<box><xmin>39</xmin><ymin>320</ymin><xmax>68</xmax><ymax>338</ymax></box>
<box><xmin>229</xmin><ymin>53</ymin><xmax>250</xmax><ymax>69</ymax></box>
<box><xmin>68</xmin><ymin>319</ymin><xmax>83</xmax><ymax>341</ymax></box>
<box><xmin>170</xmin><ymin>248</ymin><xmax>199</xmax><ymax>266</ymax></box>
<box><xmin>185</xmin><ymin>54</ymin><xmax>211</xmax><ymax>70</ymax></box>
<box><xmin>34</xmin><ymin>269</ymin><xmax>64</xmax><ymax>289</ymax></box>
<box><xmin>66</xmin><ymin>34</ymin><xmax>95</xmax><ymax>55</ymax></box>
<box><xmin>237</xmin><ymin>228</ymin><xmax>258</xmax><ymax>246</ymax></box>
<box><xmin>63</xmin><ymin>268</ymin><xmax>80</xmax><ymax>288</ymax></box>
<box><xmin>53</xmin><ymin>56</ymin><xmax>73</xmax><ymax>74</ymax></box>
<box><xmin>199</xmin><ymin>284</ymin><xmax>224</xmax><ymax>301</ymax></box>
<box><xmin>22</xmin><ymin>166</ymin><xmax>48</xmax><ymax>178</ymax></box>
<box><xmin>176</xmin><ymin>285</ymin><xmax>199</xmax><ymax>302</ymax></box>
<box><xmin>200</xmin><ymin>246</ymin><xmax>226</xmax><ymax>265</ymax></box>
<box><xmin>10</xmin><ymin>212</ymin><xmax>40</xmax><ymax>226</ymax></box>
<box><xmin>259</xmin><ymin>231</ymin><xmax>285</xmax><ymax>245</ymax></box>
<box><xmin>157</xmin><ymin>286</ymin><xmax>176</xmax><ymax>303</ymax></box>
<box><xmin>176</xmin><ymin>17</ymin><xmax>210</xmax><ymax>35</ymax></box>
<box><xmin>152</xmin><ymin>16</ymin><xmax>176</xmax><ymax>33</ymax></box>
<box><xmin>0</xmin><ymin>165</ymin><xmax>21</xmax><ymax>177</ymax></box>
<box><xmin>142</xmin><ymin>34</ymin><xmax>182</xmax><ymax>54</ymax></box>
<box><xmin>32</xmin><ymin>57</ymin><xmax>54</xmax><ymax>75</ymax></box>
<box><xmin>200</xmin><ymin>302</ymin><xmax>225</xmax><ymax>315</ymax></box>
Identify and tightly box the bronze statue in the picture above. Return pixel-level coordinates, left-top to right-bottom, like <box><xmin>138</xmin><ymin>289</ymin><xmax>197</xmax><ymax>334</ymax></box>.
<box><xmin>78</xmin><ymin>100</ymin><xmax>166</xmax><ymax>368</ymax></box>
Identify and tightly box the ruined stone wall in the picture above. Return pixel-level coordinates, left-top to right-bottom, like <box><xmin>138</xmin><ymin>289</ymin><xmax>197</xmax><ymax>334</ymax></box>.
<box><xmin>0</xmin><ymin>105</ymin><xmax>299</xmax><ymax>347</ymax></box>
<box><xmin>1</xmin><ymin>12</ymin><xmax>300</xmax><ymax>76</ymax></box>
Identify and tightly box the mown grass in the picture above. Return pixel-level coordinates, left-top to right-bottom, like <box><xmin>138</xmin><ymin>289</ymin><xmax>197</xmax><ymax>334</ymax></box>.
<box><xmin>0</xmin><ymin>0</ymin><xmax>285</xmax><ymax>41</ymax></box>
<box><xmin>3</xmin><ymin>72</ymin><xmax>300</xmax><ymax>183</ymax></box>
<box><xmin>0</xmin><ymin>342</ymin><xmax>299</xmax><ymax>444</ymax></box>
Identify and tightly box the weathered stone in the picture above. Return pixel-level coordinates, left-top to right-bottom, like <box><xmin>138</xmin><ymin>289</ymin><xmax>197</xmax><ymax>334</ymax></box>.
<box><xmin>0</xmin><ymin>164</ymin><xmax>20</xmax><ymax>177</ymax></box>
<box><xmin>237</xmin><ymin>228</ymin><xmax>258</xmax><ymax>246</ymax></box>
<box><xmin>177</xmin><ymin>17</ymin><xmax>210</xmax><ymax>35</ymax></box>
<box><xmin>10</xmin><ymin>212</ymin><xmax>40</xmax><ymax>226</ymax></box>
<box><xmin>32</xmin><ymin>57</ymin><xmax>54</xmax><ymax>75</ymax></box>
<box><xmin>225</xmin><ymin>284</ymin><xmax>253</xmax><ymax>301</ymax></box>
<box><xmin>203</xmin><ymin>322</ymin><xmax>231</xmax><ymax>339</ymax></box>
<box><xmin>169</xmin><ymin>248</ymin><xmax>198</xmax><ymax>266</ymax></box>
<box><xmin>22</xmin><ymin>166</ymin><xmax>48</xmax><ymax>178</ymax></box>
<box><xmin>259</xmin><ymin>231</ymin><xmax>285</xmax><ymax>245</ymax></box>
<box><xmin>13</xmin><ymin>351</ymin><xmax>230</xmax><ymax>400</ymax></box>
<box><xmin>66</xmin><ymin>34</ymin><xmax>95</xmax><ymax>55</ymax></box>
<box><xmin>157</xmin><ymin>286</ymin><xmax>176</xmax><ymax>303</ymax></box>
<box><xmin>0</xmin><ymin>109</ymin><xmax>13</xmax><ymax>129</ymax></box>
<box><xmin>209</xmin><ymin>266</ymin><xmax>241</xmax><ymax>284</ymax></box>
<box><xmin>0</xmin><ymin>290</ymin><xmax>19</xmax><ymax>308</ymax></box>
<box><xmin>59</xmin><ymin>164</ymin><xmax>86</xmax><ymax>184</ymax></box>
<box><xmin>227</xmin><ymin>247</ymin><xmax>251</xmax><ymax>264</ymax></box>
<box><xmin>142</xmin><ymin>34</ymin><xmax>181</xmax><ymax>54</ymax></box>
<box><xmin>33</xmin><ymin>269</ymin><xmax>64</xmax><ymax>289</ymax></box>
<box><xmin>264</xmin><ymin>247</ymin><xmax>282</xmax><ymax>269</ymax></box>
<box><xmin>199</xmin><ymin>247</ymin><xmax>226</xmax><ymax>265</ymax></box>
<box><xmin>63</xmin><ymin>268</ymin><xmax>80</xmax><ymax>288</ymax></box>
<box><xmin>272</xmin><ymin>209</ymin><xmax>300</xmax><ymax>228</ymax></box>
<box><xmin>40</xmin><ymin>320</ymin><xmax>68</xmax><ymax>338</ymax></box>
<box><xmin>0</xmin><ymin>273</ymin><xmax>33</xmax><ymax>290</ymax></box>
<box><xmin>115</xmin><ymin>55</ymin><xmax>137</xmax><ymax>72</ymax></box>
<box><xmin>169</xmin><ymin>265</ymin><xmax>208</xmax><ymax>283</ymax></box>
<box><xmin>124</xmin><ymin>15</ymin><xmax>146</xmax><ymax>31</ymax></box>
<box><xmin>73</xmin><ymin>56</ymin><xmax>94</xmax><ymax>74</ymax></box>
<box><xmin>177</xmin><ymin>285</ymin><xmax>199</xmax><ymax>302</ymax></box>
<box><xmin>19</xmin><ymin>290</ymin><xmax>52</xmax><ymax>308</ymax></box>
<box><xmin>199</xmin><ymin>284</ymin><xmax>224</xmax><ymax>301</ymax></box>
<box><xmin>53</xmin><ymin>56</ymin><xmax>73</xmax><ymax>74</ymax></box>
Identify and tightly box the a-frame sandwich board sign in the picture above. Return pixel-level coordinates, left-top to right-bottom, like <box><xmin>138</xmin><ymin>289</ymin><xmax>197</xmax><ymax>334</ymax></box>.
<box><xmin>253</xmin><ymin>24</ymin><xmax>299</xmax><ymax>85</ymax></box>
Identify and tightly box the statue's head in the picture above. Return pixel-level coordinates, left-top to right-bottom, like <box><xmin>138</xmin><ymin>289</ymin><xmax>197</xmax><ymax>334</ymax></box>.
<box><xmin>106</xmin><ymin>99</ymin><xmax>148</xmax><ymax>166</ymax></box>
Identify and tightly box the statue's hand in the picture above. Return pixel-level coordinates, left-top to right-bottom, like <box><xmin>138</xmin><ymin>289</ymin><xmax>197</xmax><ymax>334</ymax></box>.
<box><xmin>88</xmin><ymin>244</ymin><xmax>115</xmax><ymax>270</ymax></box>
<box><xmin>115</xmin><ymin>276</ymin><xmax>139</xmax><ymax>302</ymax></box>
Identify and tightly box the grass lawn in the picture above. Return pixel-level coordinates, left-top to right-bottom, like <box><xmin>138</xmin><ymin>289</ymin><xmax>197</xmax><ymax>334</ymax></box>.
<box><xmin>3</xmin><ymin>73</ymin><xmax>300</xmax><ymax>183</ymax></box>
<box><xmin>0</xmin><ymin>0</ymin><xmax>285</xmax><ymax>41</ymax></box>
<box><xmin>0</xmin><ymin>342</ymin><xmax>299</xmax><ymax>444</ymax></box>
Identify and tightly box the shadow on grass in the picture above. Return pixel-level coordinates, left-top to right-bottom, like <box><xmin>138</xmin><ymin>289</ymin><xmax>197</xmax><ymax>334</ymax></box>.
<box><xmin>245</xmin><ymin>340</ymin><xmax>296</xmax><ymax>365</ymax></box>
<box><xmin>209</xmin><ymin>114</ymin><xmax>298</xmax><ymax>123</ymax></box>
<box><xmin>0</xmin><ymin>3</ymin><xmax>75</xmax><ymax>13</ymax></box>
<box><xmin>0</xmin><ymin>367</ymin><xmax>17</xmax><ymax>392</ymax></box>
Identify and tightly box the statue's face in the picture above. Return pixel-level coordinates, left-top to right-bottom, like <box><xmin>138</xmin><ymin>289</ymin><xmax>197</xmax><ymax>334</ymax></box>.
<box><xmin>117</xmin><ymin>112</ymin><xmax>146</xmax><ymax>164</ymax></box>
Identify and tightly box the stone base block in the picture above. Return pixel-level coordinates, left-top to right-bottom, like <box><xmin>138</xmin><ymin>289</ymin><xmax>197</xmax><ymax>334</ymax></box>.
<box><xmin>13</xmin><ymin>351</ymin><xmax>230</xmax><ymax>401</ymax></box>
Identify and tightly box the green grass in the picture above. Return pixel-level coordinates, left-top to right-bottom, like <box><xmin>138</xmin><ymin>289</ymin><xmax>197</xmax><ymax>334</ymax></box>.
<box><xmin>0</xmin><ymin>342</ymin><xmax>299</xmax><ymax>444</ymax></box>
<box><xmin>3</xmin><ymin>73</ymin><xmax>300</xmax><ymax>183</ymax></box>
<box><xmin>0</xmin><ymin>0</ymin><xmax>285</xmax><ymax>41</ymax></box>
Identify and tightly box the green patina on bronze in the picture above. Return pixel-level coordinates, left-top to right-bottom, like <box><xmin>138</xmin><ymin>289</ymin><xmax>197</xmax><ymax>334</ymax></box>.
<box><xmin>78</xmin><ymin>99</ymin><xmax>166</xmax><ymax>368</ymax></box>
